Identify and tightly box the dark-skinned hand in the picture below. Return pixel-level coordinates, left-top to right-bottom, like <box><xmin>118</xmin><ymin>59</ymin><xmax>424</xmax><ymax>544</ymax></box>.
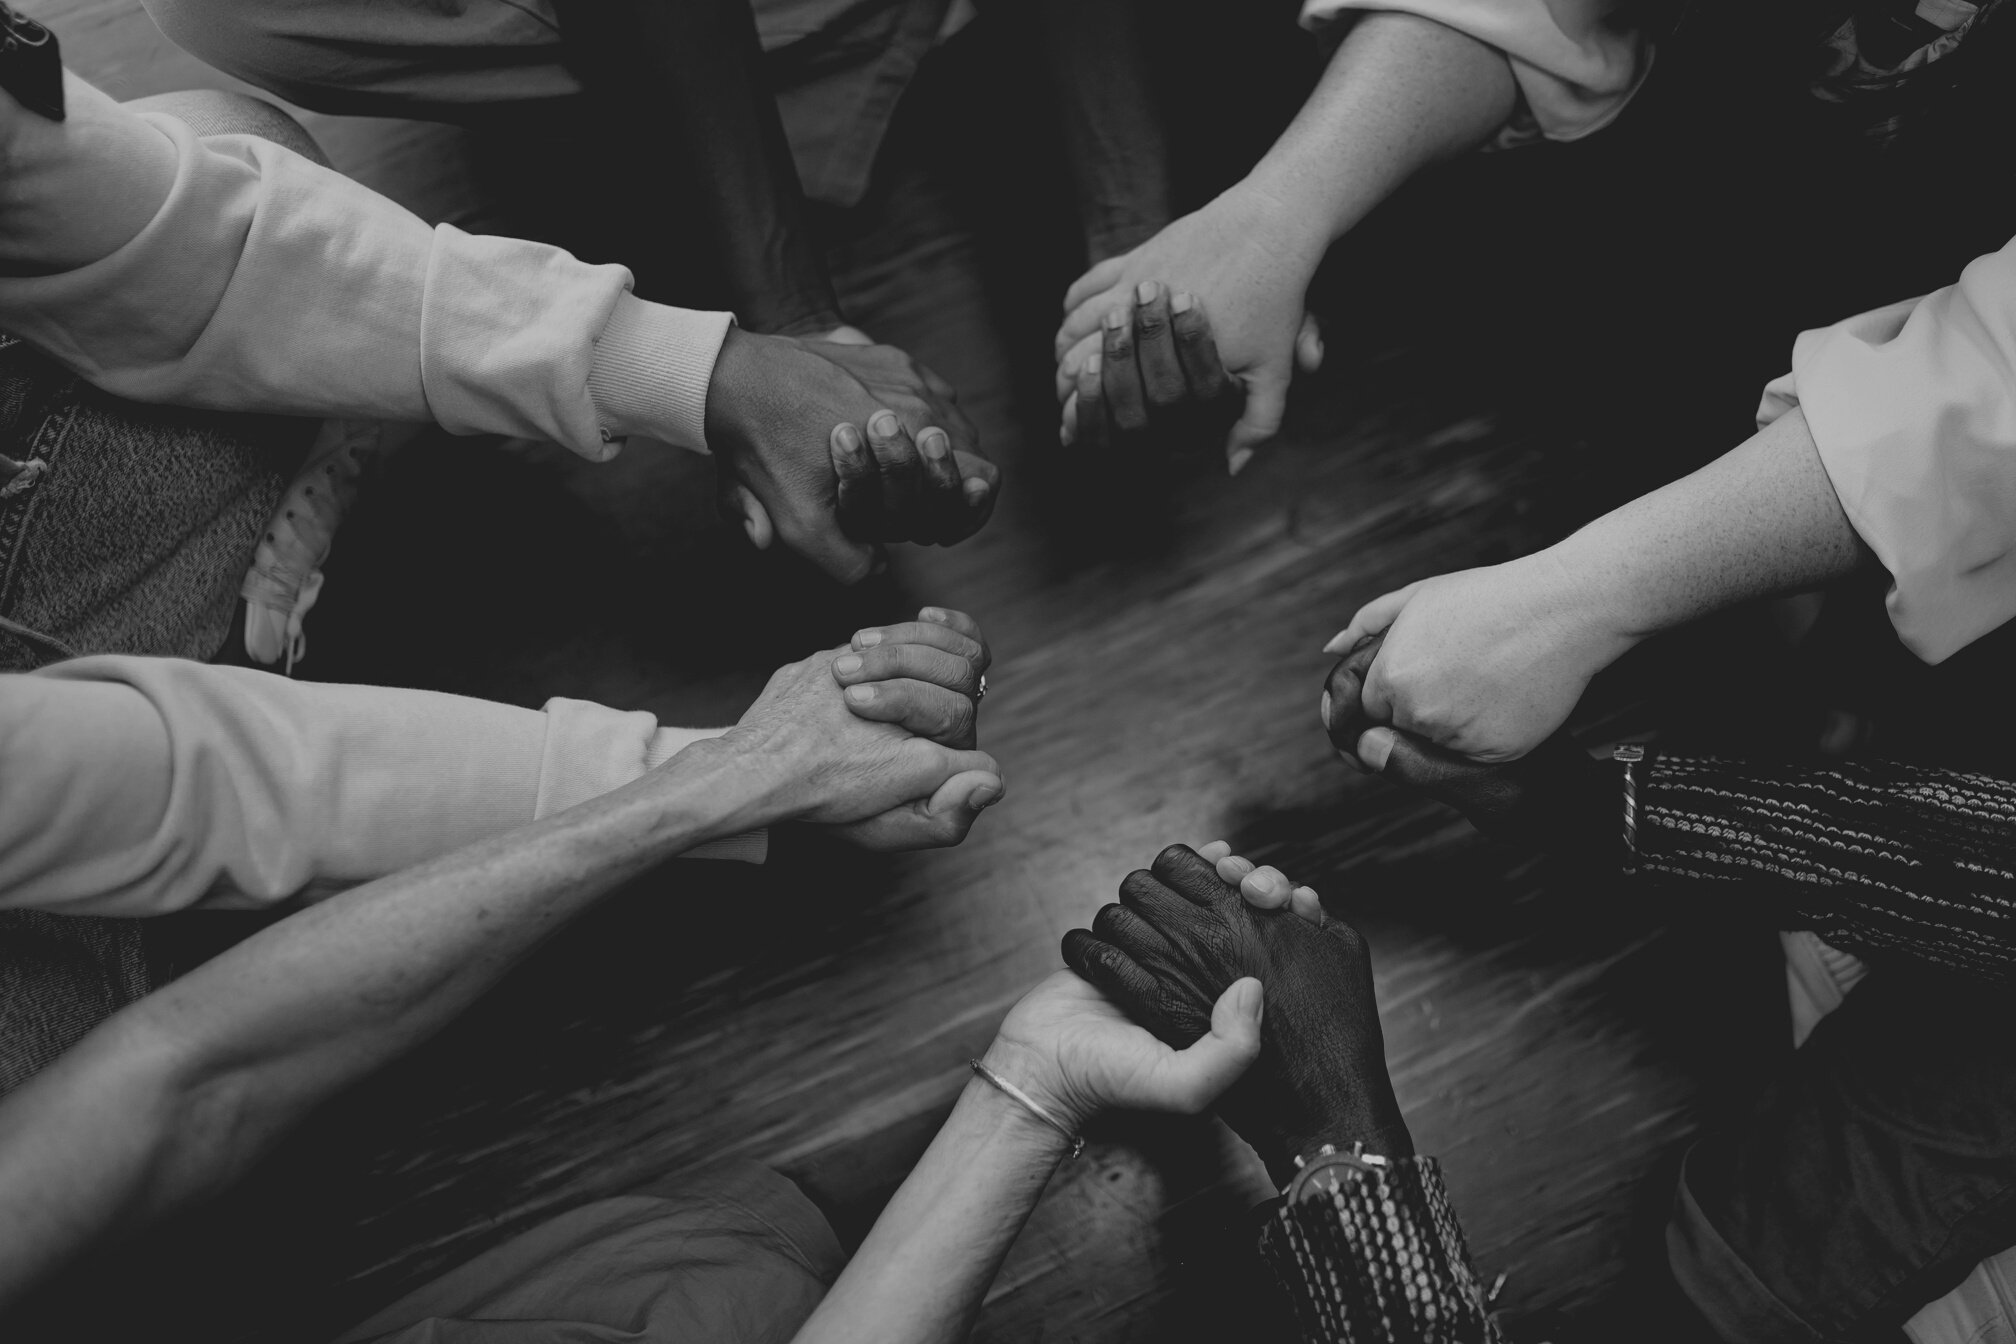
<box><xmin>831</xmin><ymin>605</ymin><xmax>990</xmax><ymax>751</ymax></box>
<box><xmin>703</xmin><ymin>328</ymin><xmax>1001</xmax><ymax>584</ymax></box>
<box><xmin>1322</xmin><ymin>632</ymin><xmax>1613</xmax><ymax>851</ymax></box>
<box><xmin>1062</xmin><ymin>843</ymin><xmax>1410</xmax><ymax>1184</ymax></box>
<box><xmin>1058</xmin><ymin>281</ymin><xmax>1237</xmax><ymax>459</ymax></box>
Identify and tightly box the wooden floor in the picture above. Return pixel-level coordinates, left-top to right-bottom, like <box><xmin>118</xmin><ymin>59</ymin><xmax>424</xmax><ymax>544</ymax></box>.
<box><xmin>22</xmin><ymin>4</ymin><xmax>1877</xmax><ymax>1340</ymax></box>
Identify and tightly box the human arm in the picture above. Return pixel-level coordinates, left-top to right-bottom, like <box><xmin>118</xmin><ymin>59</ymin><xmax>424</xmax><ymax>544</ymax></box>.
<box><xmin>1324</xmin><ymin>407</ymin><xmax>1872</xmax><ymax>763</ymax></box>
<box><xmin>1054</xmin><ymin>12</ymin><xmax>1519</xmax><ymax>465</ymax></box>
<box><xmin>0</xmin><ymin>652</ymin><xmax>1000</xmax><ymax>1310</ymax></box>
<box><xmin>1066</xmin><ymin>843</ymin><xmax>1503</xmax><ymax>1343</ymax></box>
<box><xmin>1037</xmin><ymin>0</ymin><xmax>1174</xmax><ymax>265</ymax></box>
<box><xmin>0</xmin><ymin>611</ymin><xmax>1006</xmax><ymax>915</ymax></box>
<box><xmin>789</xmin><ymin>969</ymin><xmax>1262</xmax><ymax>1344</ymax></box>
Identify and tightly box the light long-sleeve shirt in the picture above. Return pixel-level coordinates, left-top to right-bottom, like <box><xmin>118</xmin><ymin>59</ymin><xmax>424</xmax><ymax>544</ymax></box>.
<box><xmin>0</xmin><ymin>657</ymin><xmax>764</xmax><ymax>918</ymax></box>
<box><xmin>1760</xmin><ymin>235</ymin><xmax>2016</xmax><ymax>663</ymax></box>
<box><xmin>0</xmin><ymin>71</ymin><xmax>729</xmax><ymax>458</ymax></box>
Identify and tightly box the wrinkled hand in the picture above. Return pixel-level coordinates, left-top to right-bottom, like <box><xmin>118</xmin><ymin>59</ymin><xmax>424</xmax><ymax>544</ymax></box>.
<box><xmin>1054</xmin><ymin>186</ymin><xmax>1326</xmax><ymax>470</ymax></box>
<box><xmin>1324</xmin><ymin>551</ymin><xmax>1637</xmax><ymax>764</ymax></box>
<box><xmin>1059</xmin><ymin>282</ymin><xmax>1234</xmax><ymax>456</ymax></box>
<box><xmin>703</xmin><ymin>329</ymin><xmax>1001</xmax><ymax>583</ymax></box>
<box><xmin>1062</xmin><ymin>844</ymin><xmax>1408</xmax><ymax>1181</ymax></box>
<box><xmin>814</xmin><ymin>607</ymin><xmax>998</xmax><ymax>851</ymax></box>
<box><xmin>1323</xmin><ymin>634</ymin><xmax>1614</xmax><ymax>850</ymax></box>
<box><xmin>832</xmin><ymin>606</ymin><xmax>990</xmax><ymax>751</ymax></box>
<box><xmin>719</xmin><ymin>643</ymin><xmax>1001</xmax><ymax>829</ymax></box>
<box><xmin>984</xmin><ymin>969</ymin><xmax>1262</xmax><ymax>1136</ymax></box>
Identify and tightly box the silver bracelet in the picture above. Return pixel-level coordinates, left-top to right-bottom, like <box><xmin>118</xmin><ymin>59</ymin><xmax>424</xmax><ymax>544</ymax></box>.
<box><xmin>969</xmin><ymin>1058</ymin><xmax>1085</xmax><ymax>1159</ymax></box>
<box><xmin>1614</xmin><ymin>743</ymin><xmax>1645</xmax><ymax>875</ymax></box>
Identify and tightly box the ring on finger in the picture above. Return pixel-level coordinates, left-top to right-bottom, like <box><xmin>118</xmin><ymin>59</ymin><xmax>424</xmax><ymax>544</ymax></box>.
<box><xmin>975</xmin><ymin>674</ymin><xmax>988</xmax><ymax>702</ymax></box>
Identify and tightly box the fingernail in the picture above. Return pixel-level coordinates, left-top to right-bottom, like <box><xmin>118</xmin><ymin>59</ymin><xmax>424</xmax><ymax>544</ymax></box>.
<box><xmin>1358</xmin><ymin>728</ymin><xmax>1395</xmax><ymax>772</ymax></box>
<box><xmin>845</xmin><ymin>684</ymin><xmax>875</xmax><ymax>704</ymax></box>
<box><xmin>834</xmin><ymin>653</ymin><xmax>862</xmax><ymax>675</ymax></box>
<box><xmin>835</xmin><ymin>423</ymin><xmax>862</xmax><ymax>454</ymax></box>
<box><xmin>1319</xmin><ymin>690</ymin><xmax>1332</xmax><ymax>729</ymax></box>
<box><xmin>963</xmin><ymin>477</ymin><xmax>989</xmax><ymax>502</ymax></box>
<box><xmin>920</xmin><ymin>607</ymin><xmax>948</xmax><ymax>623</ymax></box>
<box><xmin>1337</xmin><ymin>750</ymin><xmax>1365</xmax><ymax>773</ymax></box>
<box><xmin>1171</xmin><ymin>291</ymin><xmax>1195</xmax><ymax>315</ymax></box>
<box><xmin>1240</xmin><ymin>978</ymin><xmax>1264</xmax><ymax>1020</ymax></box>
<box><xmin>870</xmin><ymin>410</ymin><xmax>898</xmax><ymax>437</ymax></box>
<box><xmin>970</xmin><ymin>784</ymin><xmax>1002</xmax><ymax>809</ymax></box>
<box><xmin>1227</xmin><ymin>448</ymin><xmax>1255</xmax><ymax>477</ymax></box>
<box><xmin>1086</xmin><ymin>352</ymin><xmax>1102</xmax><ymax>375</ymax></box>
<box><xmin>921</xmin><ymin>429</ymin><xmax>948</xmax><ymax>460</ymax></box>
<box><xmin>1224</xmin><ymin>856</ymin><xmax>1254</xmax><ymax>878</ymax></box>
<box><xmin>1104</xmin><ymin>306</ymin><xmax>1127</xmax><ymax>330</ymax></box>
<box><xmin>1321</xmin><ymin>633</ymin><xmax>1349</xmax><ymax>655</ymax></box>
<box><xmin>1135</xmin><ymin>279</ymin><xmax>1159</xmax><ymax>304</ymax></box>
<box><xmin>854</xmin><ymin>629</ymin><xmax>883</xmax><ymax>648</ymax></box>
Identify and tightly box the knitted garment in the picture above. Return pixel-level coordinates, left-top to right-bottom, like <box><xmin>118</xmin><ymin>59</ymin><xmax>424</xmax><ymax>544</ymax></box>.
<box><xmin>1257</xmin><ymin>1155</ymin><xmax>1502</xmax><ymax>1344</ymax></box>
<box><xmin>1638</xmin><ymin>755</ymin><xmax>2016</xmax><ymax>979</ymax></box>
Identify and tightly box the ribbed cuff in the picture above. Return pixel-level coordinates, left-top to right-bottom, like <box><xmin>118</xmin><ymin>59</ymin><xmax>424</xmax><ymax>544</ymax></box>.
<box><xmin>587</xmin><ymin>293</ymin><xmax>734</xmax><ymax>454</ymax></box>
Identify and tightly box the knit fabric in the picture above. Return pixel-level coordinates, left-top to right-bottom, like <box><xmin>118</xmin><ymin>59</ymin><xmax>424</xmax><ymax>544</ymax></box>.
<box><xmin>1640</xmin><ymin>754</ymin><xmax>2016</xmax><ymax>978</ymax></box>
<box><xmin>1258</xmin><ymin>1155</ymin><xmax>1502</xmax><ymax>1344</ymax></box>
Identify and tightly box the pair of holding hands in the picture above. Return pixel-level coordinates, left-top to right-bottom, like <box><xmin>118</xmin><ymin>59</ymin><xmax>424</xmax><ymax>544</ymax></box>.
<box><xmin>705</xmin><ymin>330</ymin><xmax>1001</xmax><ymax>586</ymax></box>
<box><xmin>990</xmin><ymin>843</ymin><xmax>1407</xmax><ymax>1182</ymax></box>
<box><xmin>722</xmin><ymin>606</ymin><xmax>999</xmax><ymax>851</ymax></box>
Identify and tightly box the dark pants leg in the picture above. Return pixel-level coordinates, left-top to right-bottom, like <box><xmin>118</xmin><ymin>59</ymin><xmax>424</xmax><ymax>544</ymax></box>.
<box><xmin>1669</xmin><ymin>968</ymin><xmax>2016</xmax><ymax>1342</ymax></box>
<box><xmin>0</xmin><ymin>91</ymin><xmax>325</xmax><ymax>1095</ymax></box>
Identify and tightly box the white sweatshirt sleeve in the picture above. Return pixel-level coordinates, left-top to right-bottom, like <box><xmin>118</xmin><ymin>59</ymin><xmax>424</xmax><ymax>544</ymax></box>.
<box><xmin>1298</xmin><ymin>0</ymin><xmax>1652</xmax><ymax>144</ymax></box>
<box><xmin>0</xmin><ymin>657</ymin><xmax>765</xmax><ymax>918</ymax></box>
<box><xmin>0</xmin><ymin>79</ymin><xmax>729</xmax><ymax>456</ymax></box>
<box><xmin>1758</xmin><ymin>237</ymin><xmax>2016</xmax><ymax>663</ymax></box>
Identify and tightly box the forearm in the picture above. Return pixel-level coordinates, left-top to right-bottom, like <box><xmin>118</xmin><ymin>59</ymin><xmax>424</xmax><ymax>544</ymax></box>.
<box><xmin>1241</xmin><ymin>13</ymin><xmax>1517</xmax><ymax>251</ymax></box>
<box><xmin>1549</xmin><ymin>408</ymin><xmax>1873</xmax><ymax>644</ymax></box>
<box><xmin>552</xmin><ymin>0</ymin><xmax>843</xmax><ymax>334</ymax></box>
<box><xmin>790</xmin><ymin>1062</ymin><xmax>1070</xmax><ymax>1344</ymax></box>
<box><xmin>0</xmin><ymin>742</ymin><xmax>776</xmax><ymax>1308</ymax></box>
<box><xmin>1636</xmin><ymin>753</ymin><xmax>2016</xmax><ymax>980</ymax></box>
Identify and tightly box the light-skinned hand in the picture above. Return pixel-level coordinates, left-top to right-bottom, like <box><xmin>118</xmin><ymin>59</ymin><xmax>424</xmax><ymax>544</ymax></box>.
<box><xmin>832</xmin><ymin>606</ymin><xmax>991</xmax><ymax>751</ymax></box>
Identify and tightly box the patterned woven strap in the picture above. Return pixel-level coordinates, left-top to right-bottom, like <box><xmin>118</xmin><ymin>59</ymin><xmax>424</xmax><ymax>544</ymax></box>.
<box><xmin>1257</xmin><ymin>1154</ymin><xmax>1502</xmax><ymax>1344</ymax></box>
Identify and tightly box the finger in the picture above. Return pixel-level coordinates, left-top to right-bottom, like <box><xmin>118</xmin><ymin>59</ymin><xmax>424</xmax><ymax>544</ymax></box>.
<box><xmin>916</xmin><ymin>427</ymin><xmax>967</xmax><ymax>546</ymax></box>
<box><xmin>914</xmin><ymin>606</ymin><xmax>990</xmax><ymax>665</ymax></box>
<box><xmin>718</xmin><ymin>479</ymin><xmax>774</xmax><ymax>550</ymax></box>
<box><xmin>1056</xmin><ymin>332</ymin><xmax>1102</xmax><ymax>404</ymax></box>
<box><xmin>1060</xmin><ymin>391</ymin><xmax>1079</xmax><ymax>447</ymax></box>
<box><xmin>1324</xmin><ymin>582</ymin><xmax>1424</xmax><ymax>655</ymax></box>
<box><xmin>1101</xmin><ymin>304</ymin><xmax>1149</xmax><ymax>434</ymax></box>
<box><xmin>1240</xmin><ymin>865</ymin><xmax>1294</xmax><ymax>910</ymax></box>
<box><xmin>1134</xmin><ymin>977</ymin><xmax>1263</xmax><ymax>1114</ymax></box>
<box><xmin>1075</xmin><ymin>352</ymin><xmax>1109</xmax><ymax>452</ymax></box>
<box><xmin>831</xmin><ymin>423</ymin><xmax>880</xmax><ymax>540</ymax></box>
<box><xmin>1322</xmin><ymin>633</ymin><xmax>1384</xmax><ymax>760</ymax></box>
<box><xmin>865</xmin><ymin>410</ymin><xmax>923</xmax><ymax>536</ymax></box>
<box><xmin>1215</xmin><ymin>852</ymin><xmax>1256</xmax><ymax>888</ymax></box>
<box><xmin>1131</xmin><ymin>281</ymin><xmax>1185</xmax><ymax>413</ymax></box>
<box><xmin>1061</xmin><ymin>928</ymin><xmax>1182</xmax><ymax>1041</ymax></box>
<box><xmin>1148</xmin><ymin>842</ymin><xmax>1240</xmax><ymax>910</ymax></box>
<box><xmin>834</xmin><ymin>642</ymin><xmax>979</xmax><ymax>696</ymax></box>
<box><xmin>839</xmin><ymin>768</ymin><xmax>1003</xmax><ymax>852</ymax></box>
<box><xmin>1196</xmin><ymin>840</ymin><xmax>1232</xmax><ymax>863</ymax></box>
<box><xmin>1295</xmin><ymin>310</ymin><xmax>1325</xmax><ymax>375</ymax></box>
<box><xmin>1288</xmin><ymin>885</ymin><xmax>1325</xmax><ymax>926</ymax></box>
<box><xmin>938</xmin><ymin>447</ymin><xmax>997</xmax><ymax>547</ymax></box>
<box><xmin>1118</xmin><ymin>867</ymin><xmax>1212</xmax><ymax>938</ymax></box>
<box><xmin>852</xmin><ymin>619</ymin><xmax>987</xmax><ymax>670</ymax></box>
<box><xmin>1062</xmin><ymin>254</ymin><xmax>1130</xmax><ymax>319</ymax></box>
<box><xmin>840</xmin><ymin>678</ymin><xmax>976</xmax><ymax>747</ymax></box>
<box><xmin>1170</xmin><ymin>293</ymin><xmax>1230</xmax><ymax>403</ymax></box>
<box><xmin>1224</xmin><ymin>370</ymin><xmax>1288</xmax><ymax>475</ymax></box>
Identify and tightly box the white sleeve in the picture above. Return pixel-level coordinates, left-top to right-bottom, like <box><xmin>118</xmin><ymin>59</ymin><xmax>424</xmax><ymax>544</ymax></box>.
<box><xmin>1298</xmin><ymin>0</ymin><xmax>1652</xmax><ymax>143</ymax></box>
<box><xmin>0</xmin><ymin>657</ymin><xmax>763</xmax><ymax>917</ymax></box>
<box><xmin>1758</xmin><ymin>237</ymin><xmax>2016</xmax><ymax>663</ymax></box>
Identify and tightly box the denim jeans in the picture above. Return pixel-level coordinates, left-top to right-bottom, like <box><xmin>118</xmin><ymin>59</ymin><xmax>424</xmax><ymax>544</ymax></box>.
<box><xmin>0</xmin><ymin>93</ymin><xmax>321</xmax><ymax>1094</ymax></box>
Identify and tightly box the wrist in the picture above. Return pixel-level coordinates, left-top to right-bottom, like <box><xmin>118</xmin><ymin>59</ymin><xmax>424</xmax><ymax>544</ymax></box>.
<box><xmin>652</xmin><ymin>731</ymin><xmax>805</xmax><ymax>837</ymax></box>
<box><xmin>1522</xmin><ymin>544</ymin><xmax>1647</xmax><ymax>671</ymax></box>
<box><xmin>588</xmin><ymin>294</ymin><xmax>733</xmax><ymax>454</ymax></box>
<box><xmin>979</xmin><ymin>1037</ymin><xmax>1096</xmax><ymax>1136</ymax></box>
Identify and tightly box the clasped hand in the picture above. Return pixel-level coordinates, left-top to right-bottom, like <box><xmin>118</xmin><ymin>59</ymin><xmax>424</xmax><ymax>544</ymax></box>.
<box><xmin>705</xmin><ymin>330</ymin><xmax>1001</xmax><ymax>585</ymax></box>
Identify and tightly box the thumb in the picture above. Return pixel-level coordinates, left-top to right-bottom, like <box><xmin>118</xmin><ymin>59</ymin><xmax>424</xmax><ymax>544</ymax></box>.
<box><xmin>1225</xmin><ymin>372</ymin><xmax>1288</xmax><ymax>476</ymax></box>
<box><xmin>774</xmin><ymin>509</ymin><xmax>881</xmax><ymax>585</ymax></box>
<box><xmin>1139</xmin><ymin>977</ymin><xmax>1263</xmax><ymax>1113</ymax></box>
<box><xmin>1295</xmin><ymin>311</ymin><xmax>1325</xmax><ymax>374</ymax></box>
<box><xmin>718</xmin><ymin>481</ymin><xmax>775</xmax><ymax>550</ymax></box>
<box><xmin>928</xmin><ymin>768</ymin><xmax>1004</xmax><ymax>817</ymax></box>
<box><xmin>1357</xmin><ymin>726</ymin><xmax>1530</xmax><ymax>836</ymax></box>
